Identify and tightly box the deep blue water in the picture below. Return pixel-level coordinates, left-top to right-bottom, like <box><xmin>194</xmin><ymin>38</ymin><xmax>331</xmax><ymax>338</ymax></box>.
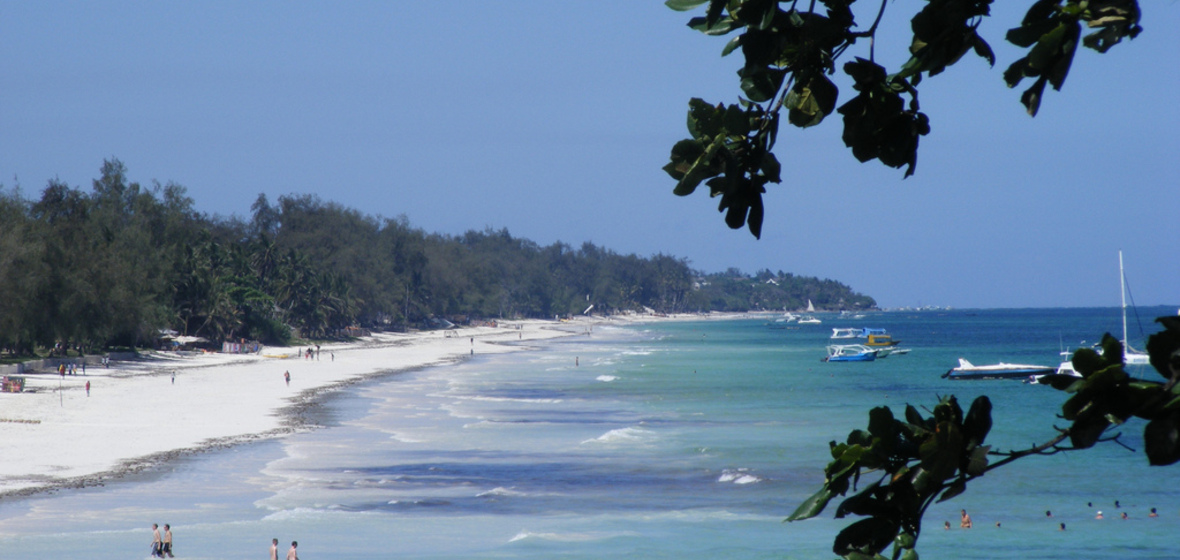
<box><xmin>0</xmin><ymin>307</ymin><xmax>1176</xmax><ymax>559</ymax></box>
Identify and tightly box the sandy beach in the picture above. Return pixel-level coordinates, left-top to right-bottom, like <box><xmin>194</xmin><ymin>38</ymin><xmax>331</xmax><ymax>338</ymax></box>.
<box><xmin>0</xmin><ymin>319</ymin><xmax>608</xmax><ymax>498</ymax></box>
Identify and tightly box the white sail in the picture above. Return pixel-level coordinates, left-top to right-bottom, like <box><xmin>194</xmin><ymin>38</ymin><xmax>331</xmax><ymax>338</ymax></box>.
<box><xmin>1119</xmin><ymin>251</ymin><xmax>1150</xmax><ymax>365</ymax></box>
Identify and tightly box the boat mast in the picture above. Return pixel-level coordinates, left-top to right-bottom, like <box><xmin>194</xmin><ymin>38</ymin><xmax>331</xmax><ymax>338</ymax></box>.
<box><xmin>1120</xmin><ymin>250</ymin><xmax>1129</xmax><ymax>348</ymax></box>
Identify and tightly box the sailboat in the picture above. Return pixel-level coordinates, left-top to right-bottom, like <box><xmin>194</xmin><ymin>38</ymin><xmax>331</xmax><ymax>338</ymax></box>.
<box><xmin>798</xmin><ymin>299</ymin><xmax>822</xmax><ymax>324</ymax></box>
<box><xmin>1119</xmin><ymin>251</ymin><xmax>1150</xmax><ymax>365</ymax></box>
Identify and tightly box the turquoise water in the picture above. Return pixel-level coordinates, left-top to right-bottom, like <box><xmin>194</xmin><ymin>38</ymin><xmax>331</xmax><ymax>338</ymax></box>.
<box><xmin>0</xmin><ymin>307</ymin><xmax>1176</xmax><ymax>559</ymax></box>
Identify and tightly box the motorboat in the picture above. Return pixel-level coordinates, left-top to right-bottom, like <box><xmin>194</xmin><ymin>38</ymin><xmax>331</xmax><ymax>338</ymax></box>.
<box><xmin>831</xmin><ymin>327</ymin><xmax>886</xmax><ymax>339</ymax></box>
<box><xmin>798</xmin><ymin>315</ymin><xmax>822</xmax><ymax>325</ymax></box>
<box><xmin>767</xmin><ymin>311</ymin><xmax>799</xmax><ymax>329</ymax></box>
<box><xmin>823</xmin><ymin>344</ymin><xmax>878</xmax><ymax>362</ymax></box>
<box><xmin>875</xmin><ymin>347</ymin><xmax>912</xmax><ymax>358</ymax></box>
<box><xmin>863</xmin><ymin>332</ymin><xmax>896</xmax><ymax>346</ymax></box>
<box><xmin>942</xmin><ymin>358</ymin><xmax>1055</xmax><ymax>380</ymax></box>
<box><xmin>831</xmin><ymin>328</ymin><xmax>860</xmax><ymax>339</ymax></box>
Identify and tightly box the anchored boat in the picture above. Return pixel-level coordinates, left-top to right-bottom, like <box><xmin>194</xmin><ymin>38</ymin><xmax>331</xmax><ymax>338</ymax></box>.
<box><xmin>943</xmin><ymin>358</ymin><xmax>1055</xmax><ymax>380</ymax></box>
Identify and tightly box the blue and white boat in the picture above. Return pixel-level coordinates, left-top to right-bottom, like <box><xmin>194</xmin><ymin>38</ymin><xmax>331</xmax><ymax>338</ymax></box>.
<box><xmin>942</xmin><ymin>358</ymin><xmax>1055</xmax><ymax>380</ymax></box>
<box><xmin>823</xmin><ymin>344</ymin><xmax>878</xmax><ymax>362</ymax></box>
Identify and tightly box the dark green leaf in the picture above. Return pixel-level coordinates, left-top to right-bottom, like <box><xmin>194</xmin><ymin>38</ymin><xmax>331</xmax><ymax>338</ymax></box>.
<box><xmin>1144</xmin><ymin>410</ymin><xmax>1180</xmax><ymax>466</ymax></box>
<box><xmin>937</xmin><ymin>480</ymin><xmax>967</xmax><ymax>503</ymax></box>
<box><xmin>759</xmin><ymin>152</ymin><xmax>781</xmax><ymax>183</ymax></box>
<box><xmin>1020</xmin><ymin>75</ymin><xmax>1049</xmax><ymax>116</ymax></box>
<box><xmin>665</xmin><ymin>0</ymin><xmax>709</xmax><ymax>11</ymax></box>
<box><xmin>1069</xmin><ymin>408</ymin><xmax>1111</xmax><ymax>449</ymax></box>
<box><xmin>965</xmin><ymin>444</ymin><xmax>990</xmax><ymax>476</ymax></box>
<box><xmin>746</xmin><ymin>194</ymin><xmax>763</xmax><ymax>239</ymax></box>
<box><xmin>787</xmin><ymin>486</ymin><xmax>835</xmax><ymax>521</ymax></box>
<box><xmin>721</xmin><ymin>35</ymin><xmax>742</xmax><ymax>57</ymax></box>
<box><xmin>1046</xmin><ymin>23</ymin><xmax>1080</xmax><ymax>90</ymax></box>
<box><xmin>1003</xmin><ymin>56</ymin><xmax>1030</xmax><ymax>87</ymax></box>
<box><xmin>904</xmin><ymin>404</ymin><xmax>925</xmax><ymax>427</ymax></box>
<box><xmin>1037</xmin><ymin>373</ymin><xmax>1082</xmax><ymax>390</ymax></box>
<box><xmin>833</xmin><ymin>517</ymin><xmax>902</xmax><ymax>557</ymax></box>
<box><xmin>962</xmin><ymin>396</ymin><xmax>993</xmax><ymax>445</ymax></box>
<box><xmin>868</xmin><ymin>406</ymin><xmax>896</xmax><ymax>440</ymax></box>
<box><xmin>1147</xmin><ymin>316</ymin><xmax>1180</xmax><ymax>380</ymax></box>
<box><xmin>1072</xmin><ymin>346</ymin><xmax>1106</xmax><ymax>378</ymax></box>
<box><xmin>972</xmin><ymin>33</ymin><xmax>995</xmax><ymax>67</ymax></box>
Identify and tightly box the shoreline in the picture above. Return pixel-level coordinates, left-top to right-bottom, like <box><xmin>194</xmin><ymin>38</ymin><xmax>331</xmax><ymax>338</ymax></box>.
<box><xmin>0</xmin><ymin>313</ymin><xmax>737</xmax><ymax>502</ymax></box>
<box><xmin>0</xmin><ymin>319</ymin><xmax>585</xmax><ymax>501</ymax></box>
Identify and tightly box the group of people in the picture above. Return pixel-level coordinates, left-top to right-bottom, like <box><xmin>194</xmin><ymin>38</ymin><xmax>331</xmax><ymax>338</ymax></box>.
<box><xmin>151</xmin><ymin>526</ymin><xmax>301</xmax><ymax>558</ymax></box>
<box><xmin>149</xmin><ymin>523</ymin><xmax>173</xmax><ymax>558</ymax></box>
<box><xmin>271</xmin><ymin>538</ymin><xmax>299</xmax><ymax>560</ymax></box>
<box><xmin>57</xmin><ymin>362</ymin><xmax>83</xmax><ymax>376</ymax></box>
<box><xmin>945</xmin><ymin>502</ymin><xmax>1164</xmax><ymax>532</ymax></box>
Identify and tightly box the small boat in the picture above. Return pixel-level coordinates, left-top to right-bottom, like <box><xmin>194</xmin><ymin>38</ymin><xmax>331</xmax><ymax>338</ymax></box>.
<box><xmin>943</xmin><ymin>358</ymin><xmax>1055</xmax><ymax>380</ymax></box>
<box><xmin>767</xmin><ymin>311</ymin><xmax>799</xmax><ymax>329</ymax></box>
<box><xmin>864</xmin><ymin>333</ymin><xmax>900</xmax><ymax>347</ymax></box>
<box><xmin>831</xmin><ymin>328</ymin><xmax>860</xmax><ymax>339</ymax></box>
<box><xmin>824</xmin><ymin>344</ymin><xmax>878</xmax><ymax>362</ymax></box>
<box><xmin>875</xmin><ymin>347</ymin><xmax>912</xmax><ymax>358</ymax></box>
<box><xmin>798</xmin><ymin>315</ymin><xmax>822</xmax><ymax>325</ymax></box>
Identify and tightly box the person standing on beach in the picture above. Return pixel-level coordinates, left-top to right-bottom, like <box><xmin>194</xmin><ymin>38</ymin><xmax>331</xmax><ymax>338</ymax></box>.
<box><xmin>287</xmin><ymin>540</ymin><xmax>299</xmax><ymax>560</ymax></box>
<box><xmin>270</xmin><ymin>538</ymin><xmax>279</xmax><ymax>560</ymax></box>
<box><xmin>285</xmin><ymin>370</ymin><xmax>291</xmax><ymax>386</ymax></box>
<box><xmin>85</xmin><ymin>380</ymin><xmax>90</xmax><ymax>396</ymax></box>
<box><xmin>162</xmin><ymin>524</ymin><xmax>174</xmax><ymax>557</ymax></box>
<box><xmin>151</xmin><ymin>523</ymin><xmax>162</xmax><ymax>557</ymax></box>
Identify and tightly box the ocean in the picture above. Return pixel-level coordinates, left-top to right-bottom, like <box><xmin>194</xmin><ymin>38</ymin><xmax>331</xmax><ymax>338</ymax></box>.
<box><xmin>0</xmin><ymin>307</ymin><xmax>1176</xmax><ymax>560</ymax></box>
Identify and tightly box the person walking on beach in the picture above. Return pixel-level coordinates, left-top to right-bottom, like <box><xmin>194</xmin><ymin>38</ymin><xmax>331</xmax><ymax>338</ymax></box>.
<box><xmin>85</xmin><ymin>380</ymin><xmax>90</xmax><ymax>396</ymax></box>
<box><xmin>285</xmin><ymin>370</ymin><xmax>291</xmax><ymax>386</ymax></box>
<box><xmin>162</xmin><ymin>524</ymin><xmax>174</xmax><ymax>557</ymax></box>
<box><xmin>150</xmin><ymin>523</ymin><xmax>162</xmax><ymax>557</ymax></box>
<box><xmin>270</xmin><ymin>538</ymin><xmax>280</xmax><ymax>560</ymax></box>
<box><xmin>287</xmin><ymin>540</ymin><xmax>299</xmax><ymax>560</ymax></box>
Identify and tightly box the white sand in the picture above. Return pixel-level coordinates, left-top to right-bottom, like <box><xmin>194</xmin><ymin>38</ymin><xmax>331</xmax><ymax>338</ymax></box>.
<box><xmin>0</xmin><ymin>320</ymin><xmax>597</xmax><ymax>497</ymax></box>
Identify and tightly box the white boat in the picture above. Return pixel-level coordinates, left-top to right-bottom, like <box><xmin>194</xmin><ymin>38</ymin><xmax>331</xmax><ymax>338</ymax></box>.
<box><xmin>1118</xmin><ymin>251</ymin><xmax>1150</xmax><ymax>365</ymax></box>
<box><xmin>943</xmin><ymin>358</ymin><xmax>1055</xmax><ymax>380</ymax></box>
<box><xmin>798</xmin><ymin>315</ymin><xmax>822</xmax><ymax>324</ymax></box>
<box><xmin>877</xmin><ymin>347</ymin><xmax>911</xmax><ymax>358</ymax></box>
<box><xmin>768</xmin><ymin>312</ymin><xmax>799</xmax><ymax>329</ymax></box>
<box><xmin>823</xmin><ymin>344</ymin><xmax>878</xmax><ymax>362</ymax></box>
<box><xmin>831</xmin><ymin>328</ymin><xmax>860</xmax><ymax>339</ymax></box>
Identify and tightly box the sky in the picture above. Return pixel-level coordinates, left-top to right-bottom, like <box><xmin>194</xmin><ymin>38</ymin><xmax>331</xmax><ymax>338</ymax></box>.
<box><xmin>2</xmin><ymin>1</ymin><xmax>1176</xmax><ymax>309</ymax></box>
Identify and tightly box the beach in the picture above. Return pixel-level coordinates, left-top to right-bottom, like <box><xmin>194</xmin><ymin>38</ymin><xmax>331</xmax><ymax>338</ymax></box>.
<box><xmin>0</xmin><ymin>318</ymin><xmax>605</xmax><ymax>498</ymax></box>
<box><xmin>2</xmin><ymin>308</ymin><xmax>1176</xmax><ymax>560</ymax></box>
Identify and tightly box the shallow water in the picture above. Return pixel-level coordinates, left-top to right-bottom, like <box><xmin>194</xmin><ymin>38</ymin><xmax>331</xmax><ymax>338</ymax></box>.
<box><xmin>0</xmin><ymin>307</ymin><xmax>1175</xmax><ymax>559</ymax></box>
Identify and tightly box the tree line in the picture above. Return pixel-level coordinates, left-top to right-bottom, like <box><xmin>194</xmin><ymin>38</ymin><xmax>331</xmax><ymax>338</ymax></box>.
<box><xmin>0</xmin><ymin>159</ymin><xmax>875</xmax><ymax>355</ymax></box>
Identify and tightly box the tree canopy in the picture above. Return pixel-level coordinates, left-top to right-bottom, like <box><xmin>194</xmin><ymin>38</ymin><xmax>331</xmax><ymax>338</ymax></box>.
<box><xmin>0</xmin><ymin>160</ymin><xmax>873</xmax><ymax>356</ymax></box>
<box><xmin>663</xmin><ymin>0</ymin><xmax>1141</xmax><ymax>238</ymax></box>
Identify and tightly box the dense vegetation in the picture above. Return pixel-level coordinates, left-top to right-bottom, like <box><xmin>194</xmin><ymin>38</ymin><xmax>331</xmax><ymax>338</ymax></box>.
<box><xmin>0</xmin><ymin>159</ymin><xmax>874</xmax><ymax>355</ymax></box>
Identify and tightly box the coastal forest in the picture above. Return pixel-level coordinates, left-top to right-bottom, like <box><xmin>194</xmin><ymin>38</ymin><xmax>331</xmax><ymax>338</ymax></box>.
<box><xmin>0</xmin><ymin>160</ymin><xmax>874</xmax><ymax>354</ymax></box>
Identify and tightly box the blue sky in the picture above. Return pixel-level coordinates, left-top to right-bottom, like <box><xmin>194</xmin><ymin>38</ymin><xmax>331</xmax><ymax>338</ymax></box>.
<box><xmin>2</xmin><ymin>1</ymin><xmax>1176</xmax><ymax>309</ymax></box>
